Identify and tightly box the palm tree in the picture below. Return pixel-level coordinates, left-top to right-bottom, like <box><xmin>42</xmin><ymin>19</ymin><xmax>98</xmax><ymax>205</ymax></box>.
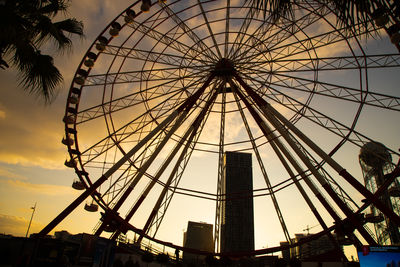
<box><xmin>0</xmin><ymin>0</ymin><xmax>83</xmax><ymax>103</ymax></box>
<box><xmin>243</xmin><ymin>0</ymin><xmax>400</xmax><ymax>50</ymax></box>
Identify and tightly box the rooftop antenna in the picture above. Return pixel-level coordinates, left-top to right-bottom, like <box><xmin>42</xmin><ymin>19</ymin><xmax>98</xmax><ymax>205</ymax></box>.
<box><xmin>25</xmin><ymin>202</ymin><xmax>37</xmax><ymax>238</ymax></box>
<box><xmin>303</xmin><ymin>224</ymin><xmax>318</xmax><ymax>235</ymax></box>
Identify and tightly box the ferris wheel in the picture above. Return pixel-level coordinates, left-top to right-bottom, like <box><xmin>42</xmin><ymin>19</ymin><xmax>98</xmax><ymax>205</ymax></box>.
<box><xmin>41</xmin><ymin>0</ymin><xmax>400</xmax><ymax>256</ymax></box>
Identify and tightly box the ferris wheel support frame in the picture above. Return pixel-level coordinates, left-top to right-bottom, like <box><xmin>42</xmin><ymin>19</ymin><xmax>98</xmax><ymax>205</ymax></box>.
<box><xmin>234</xmin><ymin>71</ymin><xmax>400</xmax><ymax>227</ymax></box>
<box><xmin>39</xmin><ymin>73</ymin><xmax>215</xmax><ymax>237</ymax></box>
<box><xmin>110</xmin><ymin>83</ymin><xmax>222</xmax><ymax>241</ymax></box>
<box><xmin>95</xmin><ymin>73</ymin><xmax>216</xmax><ymax>236</ymax></box>
<box><xmin>231</xmin><ymin>90</ymin><xmax>292</xmax><ymax>244</ymax></box>
<box><xmin>227</xmin><ymin>77</ymin><xmax>365</xmax><ymax>247</ymax></box>
<box><xmin>38</xmin><ymin>108</ymin><xmax>180</xmax><ymax>236</ymax></box>
<box><xmin>230</xmin><ymin>89</ymin><xmax>350</xmax><ymax>259</ymax></box>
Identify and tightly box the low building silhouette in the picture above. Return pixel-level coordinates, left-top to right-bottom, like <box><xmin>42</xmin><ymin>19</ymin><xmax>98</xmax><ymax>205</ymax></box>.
<box><xmin>183</xmin><ymin>221</ymin><xmax>214</xmax><ymax>265</ymax></box>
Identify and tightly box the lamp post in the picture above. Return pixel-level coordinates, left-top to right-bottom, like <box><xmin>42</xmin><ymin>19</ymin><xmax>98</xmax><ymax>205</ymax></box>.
<box><xmin>25</xmin><ymin>203</ymin><xmax>36</xmax><ymax>238</ymax></box>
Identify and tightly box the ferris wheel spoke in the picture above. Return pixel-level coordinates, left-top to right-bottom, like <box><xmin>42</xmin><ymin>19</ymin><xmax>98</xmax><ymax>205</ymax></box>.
<box><xmin>76</xmin><ymin>82</ymin><xmax>188</xmax><ymax>125</ymax></box>
<box><xmin>111</xmin><ymin>86</ymin><xmax>220</xmax><ymax>240</ymax></box>
<box><xmin>78</xmin><ymin>86</ymin><xmax>189</xmax><ymax>166</ymax></box>
<box><xmin>84</xmin><ymin>66</ymin><xmax>206</xmax><ymax>87</ymax></box>
<box><xmin>272</xmin><ymin>28</ymin><xmax>371</xmax><ymax>63</ymax></box>
<box><xmin>95</xmin><ymin>121</ymin><xmax>186</xmax><ymax>235</ymax></box>
<box><xmin>243</xmin><ymin>54</ymin><xmax>400</xmax><ymax>73</ymax></box>
<box><xmin>158</xmin><ymin>2</ymin><xmax>219</xmax><ymax>61</ymax></box>
<box><xmin>269</xmin><ymin>72</ymin><xmax>400</xmax><ymax>112</ymax></box>
<box><xmin>79</xmin><ymin>115</ymin><xmax>165</xmax><ymax>168</ymax></box>
<box><xmin>139</xmin><ymin>88</ymin><xmax>219</xmax><ymax>241</ymax></box>
<box><xmin>227</xmin><ymin>4</ymin><xmax>258</xmax><ymax>59</ymax></box>
<box><xmin>224</xmin><ymin>0</ymin><xmax>230</xmax><ymax>57</ymax></box>
<box><xmin>232</xmin><ymin>4</ymin><xmax>327</xmax><ymax>62</ymax></box>
<box><xmin>214</xmin><ymin>84</ymin><xmax>226</xmax><ymax>251</ymax></box>
<box><xmin>234</xmin><ymin>77</ymin><xmax>377</xmax><ymax>245</ymax></box>
<box><xmin>129</xmin><ymin>20</ymin><xmax>213</xmax><ymax>65</ymax></box>
<box><xmin>95</xmin><ymin>72</ymin><xmax>217</xmax><ymax>235</ymax></box>
<box><xmin>229</xmin><ymin>79</ymin><xmax>351</xmax><ymax>240</ymax></box>
<box><xmin>197</xmin><ymin>0</ymin><xmax>223</xmax><ymax>58</ymax></box>
<box><xmin>76</xmin><ymin>74</ymin><xmax>201</xmax><ymax>129</ymax></box>
<box><xmin>232</xmin><ymin>88</ymin><xmax>292</xmax><ymax>243</ymax></box>
<box><xmin>240</xmin><ymin>75</ymin><xmax>400</xmax><ymax>229</ymax></box>
<box><xmin>102</xmin><ymin>45</ymin><xmax>213</xmax><ymax>69</ymax></box>
<box><xmin>100</xmin><ymin>164</ymin><xmax>140</xmax><ymax>207</ymax></box>
<box><xmin>241</xmin><ymin>72</ymin><xmax>400</xmax><ymax>158</ymax></box>
<box><xmin>239</xmin><ymin>23</ymin><xmax>360</xmax><ymax>66</ymax></box>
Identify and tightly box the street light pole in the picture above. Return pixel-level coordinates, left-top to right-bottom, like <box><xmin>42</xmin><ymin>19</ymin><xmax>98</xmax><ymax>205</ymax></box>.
<box><xmin>25</xmin><ymin>202</ymin><xmax>36</xmax><ymax>238</ymax></box>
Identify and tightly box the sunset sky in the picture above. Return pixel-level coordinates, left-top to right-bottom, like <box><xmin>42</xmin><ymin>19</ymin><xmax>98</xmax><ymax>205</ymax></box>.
<box><xmin>1</xmin><ymin>0</ymin><xmax>399</xmax><ymax>260</ymax></box>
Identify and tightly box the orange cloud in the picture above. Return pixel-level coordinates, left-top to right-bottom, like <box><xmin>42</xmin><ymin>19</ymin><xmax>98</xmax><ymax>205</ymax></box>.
<box><xmin>0</xmin><ymin>214</ymin><xmax>43</xmax><ymax>237</ymax></box>
<box><xmin>0</xmin><ymin>179</ymin><xmax>75</xmax><ymax>197</ymax></box>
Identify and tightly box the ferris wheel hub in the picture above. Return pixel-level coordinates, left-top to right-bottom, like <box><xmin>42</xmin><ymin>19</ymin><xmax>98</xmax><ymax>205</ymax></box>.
<box><xmin>213</xmin><ymin>58</ymin><xmax>236</xmax><ymax>77</ymax></box>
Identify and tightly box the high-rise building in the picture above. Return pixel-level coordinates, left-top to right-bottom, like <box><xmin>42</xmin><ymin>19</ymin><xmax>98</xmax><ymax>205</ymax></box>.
<box><xmin>183</xmin><ymin>221</ymin><xmax>214</xmax><ymax>264</ymax></box>
<box><xmin>220</xmin><ymin>151</ymin><xmax>254</xmax><ymax>253</ymax></box>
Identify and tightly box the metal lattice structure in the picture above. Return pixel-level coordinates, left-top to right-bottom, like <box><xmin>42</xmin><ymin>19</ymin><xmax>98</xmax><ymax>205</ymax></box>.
<box><xmin>360</xmin><ymin>142</ymin><xmax>400</xmax><ymax>245</ymax></box>
<box><xmin>40</xmin><ymin>0</ymin><xmax>400</xmax><ymax>257</ymax></box>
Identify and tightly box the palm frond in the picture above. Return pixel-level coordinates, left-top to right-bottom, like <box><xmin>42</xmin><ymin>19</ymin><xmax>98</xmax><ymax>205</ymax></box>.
<box><xmin>38</xmin><ymin>0</ymin><xmax>69</xmax><ymax>17</ymax></box>
<box><xmin>35</xmin><ymin>18</ymin><xmax>83</xmax><ymax>50</ymax></box>
<box><xmin>12</xmin><ymin>41</ymin><xmax>37</xmax><ymax>71</ymax></box>
<box><xmin>54</xmin><ymin>18</ymin><xmax>84</xmax><ymax>36</ymax></box>
<box><xmin>320</xmin><ymin>0</ymin><xmax>376</xmax><ymax>34</ymax></box>
<box><xmin>243</xmin><ymin>0</ymin><xmax>297</xmax><ymax>21</ymax></box>
<box><xmin>18</xmin><ymin>51</ymin><xmax>62</xmax><ymax>103</ymax></box>
<box><xmin>1</xmin><ymin>0</ymin><xmax>83</xmax><ymax>103</ymax></box>
<box><xmin>244</xmin><ymin>0</ymin><xmax>397</xmax><ymax>35</ymax></box>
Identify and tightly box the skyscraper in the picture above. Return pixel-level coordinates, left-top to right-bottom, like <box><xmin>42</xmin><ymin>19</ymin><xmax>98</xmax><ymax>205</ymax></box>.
<box><xmin>220</xmin><ymin>151</ymin><xmax>254</xmax><ymax>252</ymax></box>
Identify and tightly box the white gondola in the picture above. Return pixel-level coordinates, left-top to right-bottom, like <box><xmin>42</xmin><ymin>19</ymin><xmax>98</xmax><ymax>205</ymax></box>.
<box><xmin>141</xmin><ymin>0</ymin><xmax>151</xmax><ymax>12</ymax></box>
<box><xmin>64</xmin><ymin>158</ymin><xmax>76</xmax><ymax>168</ymax></box>
<box><xmin>84</xmin><ymin>52</ymin><xmax>97</xmax><ymax>68</ymax></box>
<box><xmin>68</xmin><ymin>96</ymin><xmax>79</xmax><ymax>104</ymax></box>
<box><xmin>109</xmin><ymin>22</ymin><xmax>121</xmax><ymax>37</ymax></box>
<box><xmin>62</xmin><ymin>136</ymin><xmax>74</xmax><ymax>146</ymax></box>
<box><xmin>71</xmin><ymin>87</ymin><xmax>81</xmax><ymax>95</ymax></box>
<box><xmin>74</xmin><ymin>69</ymin><xmax>88</xmax><ymax>85</ymax></box>
<box><xmin>63</xmin><ymin>115</ymin><xmax>75</xmax><ymax>124</ymax></box>
<box><xmin>124</xmin><ymin>9</ymin><xmax>136</xmax><ymax>24</ymax></box>
<box><xmin>95</xmin><ymin>36</ymin><xmax>108</xmax><ymax>51</ymax></box>
<box><xmin>72</xmin><ymin>180</ymin><xmax>85</xmax><ymax>190</ymax></box>
<box><xmin>84</xmin><ymin>202</ymin><xmax>98</xmax><ymax>212</ymax></box>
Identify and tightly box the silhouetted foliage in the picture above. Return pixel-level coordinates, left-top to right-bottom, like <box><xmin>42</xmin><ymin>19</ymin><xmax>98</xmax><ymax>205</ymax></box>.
<box><xmin>243</xmin><ymin>0</ymin><xmax>399</xmax><ymax>35</ymax></box>
<box><xmin>0</xmin><ymin>0</ymin><xmax>83</xmax><ymax>103</ymax></box>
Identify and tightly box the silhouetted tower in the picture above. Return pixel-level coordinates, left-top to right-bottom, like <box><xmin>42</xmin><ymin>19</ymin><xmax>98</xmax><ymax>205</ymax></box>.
<box><xmin>220</xmin><ymin>151</ymin><xmax>254</xmax><ymax>252</ymax></box>
<box><xmin>359</xmin><ymin>142</ymin><xmax>400</xmax><ymax>245</ymax></box>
